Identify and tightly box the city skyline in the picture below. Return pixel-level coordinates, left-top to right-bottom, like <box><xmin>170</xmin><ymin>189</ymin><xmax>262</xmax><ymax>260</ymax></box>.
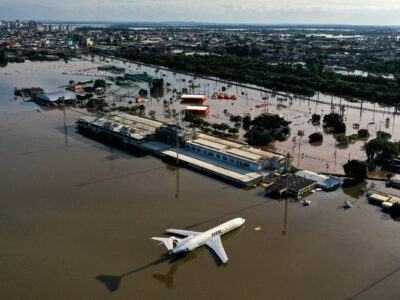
<box><xmin>1</xmin><ymin>0</ymin><xmax>400</xmax><ymax>26</ymax></box>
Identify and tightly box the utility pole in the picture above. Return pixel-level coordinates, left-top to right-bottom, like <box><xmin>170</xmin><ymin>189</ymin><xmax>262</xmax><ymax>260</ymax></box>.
<box><xmin>176</xmin><ymin>124</ymin><xmax>179</xmax><ymax>165</ymax></box>
<box><xmin>282</xmin><ymin>152</ymin><xmax>290</xmax><ymax>237</ymax></box>
<box><xmin>286</xmin><ymin>152</ymin><xmax>290</xmax><ymax>197</ymax></box>
<box><xmin>176</xmin><ymin>167</ymin><xmax>179</xmax><ymax>199</ymax></box>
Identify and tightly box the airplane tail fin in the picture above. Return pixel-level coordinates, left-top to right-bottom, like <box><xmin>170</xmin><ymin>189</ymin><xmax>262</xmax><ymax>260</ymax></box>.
<box><xmin>151</xmin><ymin>236</ymin><xmax>181</xmax><ymax>251</ymax></box>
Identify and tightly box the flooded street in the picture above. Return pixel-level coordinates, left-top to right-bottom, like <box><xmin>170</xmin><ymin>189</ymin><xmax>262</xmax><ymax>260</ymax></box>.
<box><xmin>1</xmin><ymin>60</ymin><xmax>400</xmax><ymax>299</ymax></box>
<box><xmin>91</xmin><ymin>56</ymin><xmax>400</xmax><ymax>176</ymax></box>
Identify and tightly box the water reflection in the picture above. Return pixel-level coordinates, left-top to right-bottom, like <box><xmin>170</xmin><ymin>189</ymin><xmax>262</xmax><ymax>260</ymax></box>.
<box><xmin>152</xmin><ymin>252</ymin><xmax>197</xmax><ymax>288</ymax></box>
<box><xmin>76</xmin><ymin>166</ymin><xmax>164</xmax><ymax>187</ymax></box>
<box><xmin>342</xmin><ymin>180</ymin><xmax>367</xmax><ymax>199</ymax></box>
<box><xmin>347</xmin><ymin>266</ymin><xmax>400</xmax><ymax>300</ymax></box>
<box><xmin>96</xmin><ymin>253</ymin><xmax>182</xmax><ymax>292</ymax></box>
<box><xmin>97</xmin><ymin>227</ymin><xmax>244</xmax><ymax>292</ymax></box>
<box><xmin>282</xmin><ymin>198</ymin><xmax>288</xmax><ymax>237</ymax></box>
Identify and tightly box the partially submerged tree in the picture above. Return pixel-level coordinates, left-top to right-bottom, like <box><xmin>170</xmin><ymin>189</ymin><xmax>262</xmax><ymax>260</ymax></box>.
<box><xmin>311</xmin><ymin>114</ymin><xmax>321</xmax><ymax>123</ymax></box>
<box><xmin>343</xmin><ymin>160</ymin><xmax>368</xmax><ymax>179</ymax></box>
<box><xmin>309</xmin><ymin>132</ymin><xmax>323</xmax><ymax>143</ymax></box>
<box><xmin>358</xmin><ymin>129</ymin><xmax>370</xmax><ymax>138</ymax></box>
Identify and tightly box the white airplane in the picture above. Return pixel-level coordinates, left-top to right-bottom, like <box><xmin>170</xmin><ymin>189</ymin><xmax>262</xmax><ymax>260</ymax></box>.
<box><xmin>151</xmin><ymin>217</ymin><xmax>245</xmax><ymax>263</ymax></box>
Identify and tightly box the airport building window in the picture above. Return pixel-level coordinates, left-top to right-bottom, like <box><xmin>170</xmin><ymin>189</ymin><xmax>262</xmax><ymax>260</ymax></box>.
<box><xmin>223</xmin><ymin>156</ymin><xmax>227</xmax><ymax>161</ymax></box>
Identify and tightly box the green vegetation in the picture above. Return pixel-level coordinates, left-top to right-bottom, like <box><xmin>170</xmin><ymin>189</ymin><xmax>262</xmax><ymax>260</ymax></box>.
<box><xmin>356</xmin><ymin>60</ymin><xmax>400</xmax><ymax>77</ymax></box>
<box><xmin>228</xmin><ymin>127</ymin><xmax>239</xmax><ymax>135</ymax></box>
<box><xmin>243</xmin><ymin>115</ymin><xmax>251</xmax><ymax>130</ymax></box>
<box><xmin>334</xmin><ymin>129</ymin><xmax>369</xmax><ymax>147</ymax></box>
<box><xmin>0</xmin><ymin>47</ymin><xmax>8</xmax><ymax>67</ymax></box>
<box><xmin>323</xmin><ymin>113</ymin><xmax>346</xmax><ymax>133</ymax></box>
<box><xmin>358</xmin><ymin>129</ymin><xmax>370</xmax><ymax>138</ymax></box>
<box><xmin>336</xmin><ymin>135</ymin><xmax>349</xmax><ymax>146</ymax></box>
<box><xmin>244</xmin><ymin>128</ymin><xmax>273</xmax><ymax>146</ymax></box>
<box><xmin>93</xmin><ymin>79</ymin><xmax>107</xmax><ymax>90</ymax></box>
<box><xmin>148</xmin><ymin>110</ymin><xmax>156</xmax><ymax>119</ymax></box>
<box><xmin>309</xmin><ymin>132</ymin><xmax>323</xmax><ymax>143</ymax></box>
<box><xmin>251</xmin><ymin>113</ymin><xmax>290</xmax><ymax>129</ymax></box>
<box><xmin>150</xmin><ymin>78</ymin><xmax>164</xmax><ymax>98</ymax></box>
<box><xmin>387</xmin><ymin>203</ymin><xmax>400</xmax><ymax>221</ymax></box>
<box><xmin>218</xmin><ymin>123</ymin><xmax>231</xmax><ymax>134</ymax></box>
<box><xmin>244</xmin><ymin>114</ymin><xmax>290</xmax><ymax>146</ymax></box>
<box><xmin>184</xmin><ymin>111</ymin><xmax>237</xmax><ymax>135</ymax></box>
<box><xmin>347</xmin><ymin>134</ymin><xmax>359</xmax><ymax>142</ymax></box>
<box><xmin>184</xmin><ymin>111</ymin><xmax>204</xmax><ymax>127</ymax></box>
<box><xmin>365</xmin><ymin>138</ymin><xmax>400</xmax><ymax>162</ymax></box>
<box><xmin>76</xmin><ymin>93</ymin><xmax>93</xmax><ymax>101</ymax></box>
<box><xmin>376</xmin><ymin>131</ymin><xmax>392</xmax><ymax>141</ymax></box>
<box><xmin>86</xmin><ymin>98</ymin><xmax>108</xmax><ymax>111</ymax></box>
<box><xmin>117</xmin><ymin>50</ymin><xmax>400</xmax><ymax>105</ymax></box>
<box><xmin>225</xmin><ymin>44</ymin><xmax>263</xmax><ymax>58</ymax></box>
<box><xmin>113</xmin><ymin>104</ymin><xmax>145</xmax><ymax>114</ymax></box>
<box><xmin>333</xmin><ymin>122</ymin><xmax>346</xmax><ymax>134</ymax></box>
<box><xmin>311</xmin><ymin>114</ymin><xmax>321</xmax><ymax>123</ymax></box>
<box><xmin>230</xmin><ymin>115</ymin><xmax>243</xmax><ymax>123</ymax></box>
<box><xmin>343</xmin><ymin>160</ymin><xmax>368</xmax><ymax>179</ymax></box>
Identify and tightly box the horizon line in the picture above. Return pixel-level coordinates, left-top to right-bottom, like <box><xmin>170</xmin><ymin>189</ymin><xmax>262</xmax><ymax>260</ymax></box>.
<box><xmin>2</xmin><ymin>20</ymin><xmax>400</xmax><ymax>28</ymax></box>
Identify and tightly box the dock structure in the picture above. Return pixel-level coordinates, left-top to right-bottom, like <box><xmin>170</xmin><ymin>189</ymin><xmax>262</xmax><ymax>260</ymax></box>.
<box><xmin>76</xmin><ymin>113</ymin><xmax>289</xmax><ymax>186</ymax></box>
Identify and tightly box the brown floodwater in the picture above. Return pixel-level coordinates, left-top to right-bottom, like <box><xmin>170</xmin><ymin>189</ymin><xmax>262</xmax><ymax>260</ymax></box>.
<box><xmin>1</xmin><ymin>60</ymin><xmax>400</xmax><ymax>300</ymax></box>
<box><xmin>87</xmin><ymin>56</ymin><xmax>399</xmax><ymax>177</ymax></box>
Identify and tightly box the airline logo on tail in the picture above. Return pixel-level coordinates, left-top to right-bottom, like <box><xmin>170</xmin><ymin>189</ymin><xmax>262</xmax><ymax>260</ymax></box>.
<box><xmin>172</xmin><ymin>239</ymin><xmax>179</xmax><ymax>248</ymax></box>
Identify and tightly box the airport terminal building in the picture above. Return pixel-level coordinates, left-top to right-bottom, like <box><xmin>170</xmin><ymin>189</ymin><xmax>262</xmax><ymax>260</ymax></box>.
<box><xmin>77</xmin><ymin>113</ymin><xmax>289</xmax><ymax>185</ymax></box>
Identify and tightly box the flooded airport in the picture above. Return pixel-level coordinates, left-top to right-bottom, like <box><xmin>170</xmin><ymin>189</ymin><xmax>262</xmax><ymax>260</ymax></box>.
<box><xmin>1</xmin><ymin>59</ymin><xmax>400</xmax><ymax>299</ymax></box>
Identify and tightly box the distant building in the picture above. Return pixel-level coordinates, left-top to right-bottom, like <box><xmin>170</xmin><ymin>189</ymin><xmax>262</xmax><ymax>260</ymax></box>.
<box><xmin>83</xmin><ymin>38</ymin><xmax>94</xmax><ymax>48</ymax></box>
<box><xmin>180</xmin><ymin>94</ymin><xmax>207</xmax><ymax>104</ymax></box>
<box><xmin>184</xmin><ymin>134</ymin><xmax>287</xmax><ymax>172</ymax></box>
<box><xmin>155</xmin><ymin>124</ymin><xmax>198</xmax><ymax>147</ymax></box>
<box><xmin>77</xmin><ymin>113</ymin><xmax>289</xmax><ymax>186</ymax></box>
<box><xmin>67</xmin><ymin>84</ymin><xmax>84</xmax><ymax>92</ymax></box>
<box><xmin>35</xmin><ymin>91</ymin><xmax>75</xmax><ymax>106</ymax></box>
<box><xmin>295</xmin><ymin>170</ymin><xmax>341</xmax><ymax>191</ymax></box>
<box><xmin>98</xmin><ymin>65</ymin><xmax>125</xmax><ymax>73</ymax></box>
<box><xmin>265</xmin><ymin>175</ymin><xmax>317</xmax><ymax>198</ymax></box>
<box><xmin>387</xmin><ymin>179</ymin><xmax>400</xmax><ymax>190</ymax></box>
<box><xmin>185</xmin><ymin>105</ymin><xmax>210</xmax><ymax>115</ymax></box>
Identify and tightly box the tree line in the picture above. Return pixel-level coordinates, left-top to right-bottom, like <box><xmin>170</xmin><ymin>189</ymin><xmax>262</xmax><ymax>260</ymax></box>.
<box><xmin>116</xmin><ymin>49</ymin><xmax>400</xmax><ymax>106</ymax></box>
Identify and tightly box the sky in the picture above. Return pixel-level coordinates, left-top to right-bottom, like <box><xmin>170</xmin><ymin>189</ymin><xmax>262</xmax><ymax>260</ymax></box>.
<box><xmin>1</xmin><ymin>0</ymin><xmax>400</xmax><ymax>25</ymax></box>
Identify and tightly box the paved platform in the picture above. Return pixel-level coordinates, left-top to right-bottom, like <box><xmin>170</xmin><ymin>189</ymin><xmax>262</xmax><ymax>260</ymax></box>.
<box><xmin>162</xmin><ymin>148</ymin><xmax>263</xmax><ymax>185</ymax></box>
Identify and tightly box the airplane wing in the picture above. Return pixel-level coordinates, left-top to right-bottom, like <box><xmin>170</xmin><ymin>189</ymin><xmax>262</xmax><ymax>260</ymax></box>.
<box><xmin>166</xmin><ymin>229</ymin><xmax>201</xmax><ymax>237</ymax></box>
<box><xmin>206</xmin><ymin>236</ymin><xmax>228</xmax><ymax>263</ymax></box>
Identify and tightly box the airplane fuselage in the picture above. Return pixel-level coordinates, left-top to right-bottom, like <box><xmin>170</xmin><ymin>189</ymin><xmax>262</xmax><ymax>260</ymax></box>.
<box><xmin>171</xmin><ymin>217</ymin><xmax>245</xmax><ymax>254</ymax></box>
